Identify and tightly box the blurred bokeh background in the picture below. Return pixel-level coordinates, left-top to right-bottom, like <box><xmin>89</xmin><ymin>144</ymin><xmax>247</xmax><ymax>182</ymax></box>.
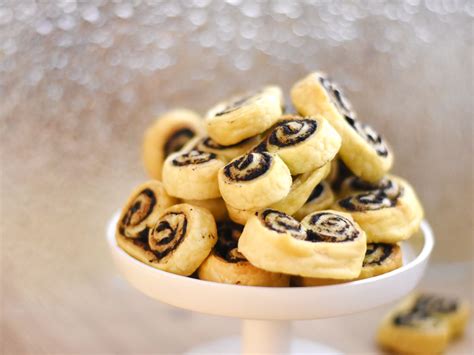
<box><xmin>1</xmin><ymin>1</ymin><xmax>472</xmax><ymax>353</ymax></box>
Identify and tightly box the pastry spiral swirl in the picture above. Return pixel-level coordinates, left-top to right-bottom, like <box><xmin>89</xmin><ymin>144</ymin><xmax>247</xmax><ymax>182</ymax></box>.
<box><xmin>344</xmin><ymin>116</ymin><xmax>389</xmax><ymax>157</ymax></box>
<box><xmin>163</xmin><ymin>148</ymin><xmax>226</xmax><ymax>200</ymax></box>
<box><xmin>206</xmin><ymin>86</ymin><xmax>283</xmax><ymax>145</ymax></box>
<box><xmin>363</xmin><ymin>243</ymin><xmax>394</xmax><ymax>266</ymax></box>
<box><xmin>262</xmin><ymin>115</ymin><xmax>341</xmax><ymax>175</ymax></box>
<box><xmin>268</xmin><ymin>118</ymin><xmax>317</xmax><ymax>147</ymax></box>
<box><xmin>116</xmin><ymin>181</ymin><xmax>177</xmax><ymax>241</ymax></box>
<box><xmin>341</xmin><ymin>175</ymin><xmax>401</xmax><ymax>198</ymax></box>
<box><xmin>392</xmin><ymin>294</ymin><xmax>460</xmax><ymax>327</ymax></box>
<box><xmin>291</xmin><ymin>71</ymin><xmax>393</xmax><ymax>181</ymax></box>
<box><xmin>218</xmin><ymin>152</ymin><xmax>292</xmax><ymax>210</ymax></box>
<box><xmin>334</xmin><ymin>176</ymin><xmax>423</xmax><ymax>243</ymax></box>
<box><xmin>260</xmin><ymin>209</ymin><xmax>306</xmax><ymax>240</ymax></box>
<box><xmin>319</xmin><ymin>75</ymin><xmax>389</xmax><ymax>157</ymax></box>
<box><xmin>118</xmin><ymin>204</ymin><xmax>217</xmax><ymax>276</ymax></box>
<box><xmin>148</xmin><ymin>211</ymin><xmax>188</xmax><ymax>259</ymax></box>
<box><xmin>304</xmin><ymin>211</ymin><xmax>360</xmax><ymax>243</ymax></box>
<box><xmin>119</xmin><ymin>188</ymin><xmax>156</xmax><ymax>239</ymax></box>
<box><xmin>223</xmin><ymin>152</ymin><xmax>272</xmax><ymax>182</ymax></box>
<box><xmin>142</xmin><ymin>109</ymin><xmax>202</xmax><ymax>180</ymax></box>
<box><xmin>239</xmin><ymin>209</ymin><xmax>366</xmax><ymax>279</ymax></box>
<box><xmin>338</xmin><ymin>189</ymin><xmax>400</xmax><ymax>212</ymax></box>
<box><xmin>378</xmin><ymin>293</ymin><xmax>470</xmax><ymax>354</ymax></box>
<box><xmin>172</xmin><ymin>149</ymin><xmax>217</xmax><ymax>166</ymax></box>
<box><xmin>319</xmin><ymin>75</ymin><xmax>354</xmax><ymax>118</ymax></box>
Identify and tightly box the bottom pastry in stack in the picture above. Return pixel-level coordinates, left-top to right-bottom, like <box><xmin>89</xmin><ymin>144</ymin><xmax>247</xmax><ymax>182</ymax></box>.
<box><xmin>198</xmin><ymin>221</ymin><xmax>290</xmax><ymax>286</ymax></box>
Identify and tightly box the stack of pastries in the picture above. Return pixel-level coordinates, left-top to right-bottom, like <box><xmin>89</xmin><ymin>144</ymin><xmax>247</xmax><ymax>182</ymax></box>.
<box><xmin>116</xmin><ymin>71</ymin><xmax>425</xmax><ymax>287</ymax></box>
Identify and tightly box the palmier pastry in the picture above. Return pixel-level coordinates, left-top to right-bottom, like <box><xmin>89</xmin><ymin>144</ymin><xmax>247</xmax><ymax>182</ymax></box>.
<box><xmin>377</xmin><ymin>293</ymin><xmax>470</xmax><ymax>354</ymax></box>
<box><xmin>257</xmin><ymin>115</ymin><xmax>341</xmax><ymax>175</ymax></box>
<box><xmin>270</xmin><ymin>162</ymin><xmax>331</xmax><ymax>215</ymax></box>
<box><xmin>238</xmin><ymin>209</ymin><xmax>366</xmax><ymax>279</ymax></box>
<box><xmin>117</xmin><ymin>204</ymin><xmax>217</xmax><ymax>276</ymax></box>
<box><xmin>339</xmin><ymin>175</ymin><xmax>399</xmax><ymax>198</ymax></box>
<box><xmin>291</xmin><ymin>72</ymin><xmax>393</xmax><ymax>182</ymax></box>
<box><xmin>293</xmin><ymin>181</ymin><xmax>335</xmax><ymax>220</ymax></box>
<box><xmin>143</xmin><ymin>109</ymin><xmax>202</xmax><ymax>180</ymax></box>
<box><xmin>206</xmin><ymin>86</ymin><xmax>284</xmax><ymax>145</ymax></box>
<box><xmin>226</xmin><ymin>163</ymin><xmax>331</xmax><ymax>224</ymax></box>
<box><xmin>116</xmin><ymin>180</ymin><xmax>177</xmax><ymax>241</ymax></box>
<box><xmin>333</xmin><ymin>176</ymin><xmax>424</xmax><ymax>243</ymax></box>
<box><xmin>187</xmin><ymin>135</ymin><xmax>259</xmax><ymax>162</ymax></box>
<box><xmin>198</xmin><ymin>222</ymin><xmax>290</xmax><ymax>286</ymax></box>
<box><xmin>297</xmin><ymin>242</ymin><xmax>402</xmax><ymax>286</ymax></box>
<box><xmin>162</xmin><ymin>148</ymin><xmax>226</xmax><ymax>200</ymax></box>
<box><xmin>218</xmin><ymin>152</ymin><xmax>292</xmax><ymax>210</ymax></box>
<box><xmin>182</xmin><ymin>198</ymin><xmax>229</xmax><ymax>222</ymax></box>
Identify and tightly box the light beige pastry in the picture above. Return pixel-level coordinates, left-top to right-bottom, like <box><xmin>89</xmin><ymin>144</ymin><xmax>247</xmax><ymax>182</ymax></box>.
<box><xmin>238</xmin><ymin>209</ymin><xmax>366</xmax><ymax>279</ymax></box>
<box><xmin>226</xmin><ymin>163</ymin><xmax>331</xmax><ymax>224</ymax></box>
<box><xmin>218</xmin><ymin>152</ymin><xmax>292</xmax><ymax>210</ymax></box>
<box><xmin>257</xmin><ymin>115</ymin><xmax>341</xmax><ymax>175</ymax></box>
<box><xmin>143</xmin><ymin>109</ymin><xmax>202</xmax><ymax>180</ymax></box>
<box><xmin>183</xmin><ymin>198</ymin><xmax>229</xmax><ymax>222</ymax></box>
<box><xmin>162</xmin><ymin>149</ymin><xmax>226</xmax><ymax>200</ymax></box>
<box><xmin>291</xmin><ymin>72</ymin><xmax>393</xmax><ymax>182</ymax></box>
<box><xmin>333</xmin><ymin>176</ymin><xmax>424</xmax><ymax>243</ymax></box>
<box><xmin>188</xmin><ymin>135</ymin><xmax>259</xmax><ymax>162</ymax></box>
<box><xmin>116</xmin><ymin>180</ymin><xmax>178</xmax><ymax>240</ymax></box>
<box><xmin>358</xmin><ymin>242</ymin><xmax>402</xmax><ymax>279</ymax></box>
<box><xmin>206</xmin><ymin>86</ymin><xmax>284</xmax><ymax>145</ymax></box>
<box><xmin>117</xmin><ymin>204</ymin><xmax>217</xmax><ymax>276</ymax></box>
<box><xmin>226</xmin><ymin>204</ymin><xmax>256</xmax><ymax>225</ymax></box>
<box><xmin>293</xmin><ymin>181</ymin><xmax>335</xmax><ymax>220</ymax></box>
<box><xmin>377</xmin><ymin>293</ymin><xmax>470</xmax><ymax>354</ymax></box>
<box><xmin>198</xmin><ymin>222</ymin><xmax>290</xmax><ymax>286</ymax></box>
<box><xmin>339</xmin><ymin>175</ymin><xmax>399</xmax><ymax>198</ymax></box>
<box><xmin>297</xmin><ymin>242</ymin><xmax>402</xmax><ymax>286</ymax></box>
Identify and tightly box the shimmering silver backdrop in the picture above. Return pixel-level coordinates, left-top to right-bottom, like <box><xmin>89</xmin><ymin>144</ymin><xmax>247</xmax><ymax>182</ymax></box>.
<box><xmin>1</xmin><ymin>1</ymin><xmax>473</xmax><ymax>353</ymax></box>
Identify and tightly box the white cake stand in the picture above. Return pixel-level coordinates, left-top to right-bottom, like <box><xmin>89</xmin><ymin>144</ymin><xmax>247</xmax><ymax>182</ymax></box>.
<box><xmin>107</xmin><ymin>215</ymin><xmax>434</xmax><ymax>354</ymax></box>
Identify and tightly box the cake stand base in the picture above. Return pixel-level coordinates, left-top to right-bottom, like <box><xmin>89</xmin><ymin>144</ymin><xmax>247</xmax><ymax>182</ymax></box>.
<box><xmin>185</xmin><ymin>336</ymin><xmax>341</xmax><ymax>355</ymax></box>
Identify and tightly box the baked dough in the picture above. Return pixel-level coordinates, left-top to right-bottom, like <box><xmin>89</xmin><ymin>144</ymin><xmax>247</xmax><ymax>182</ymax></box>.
<box><xmin>188</xmin><ymin>135</ymin><xmax>259</xmax><ymax>162</ymax></box>
<box><xmin>333</xmin><ymin>176</ymin><xmax>424</xmax><ymax>243</ymax></box>
<box><xmin>163</xmin><ymin>149</ymin><xmax>226</xmax><ymax>200</ymax></box>
<box><xmin>218</xmin><ymin>152</ymin><xmax>292</xmax><ymax>210</ymax></box>
<box><xmin>116</xmin><ymin>180</ymin><xmax>177</xmax><ymax>240</ymax></box>
<box><xmin>296</xmin><ymin>242</ymin><xmax>402</xmax><ymax>286</ymax></box>
<box><xmin>206</xmin><ymin>86</ymin><xmax>284</xmax><ymax>145</ymax></box>
<box><xmin>238</xmin><ymin>209</ymin><xmax>366</xmax><ymax>279</ymax></box>
<box><xmin>293</xmin><ymin>181</ymin><xmax>335</xmax><ymax>220</ymax></box>
<box><xmin>198</xmin><ymin>222</ymin><xmax>290</xmax><ymax>286</ymax></box>
<box><xmin>339</xmin><ymin>175</ymin><xmax>399</xmax><ymax>198</ymax></box>
<box><xmin>182</xmin><ymin>198</ymin><xmax>229</xmax><ymax>222</ymax></box>
<box><xmin>377</xmin><ymin>293</ymin><xmax>470</xmax><ymax>354</ymax></box>
<box><xmin>225</xmin><ymin>163</ymin><xmax>330</xmax><ymax>224</ymax></box>
<box><xmin>143</xmin><ymin>109</ymin><xmax>202</xmax><ymax>179</ymax></box>
<box><xmin>291</xmin><ymin>72</ymin><xmax>393</xmax><ymax>182</ymax></box>
<box><xmin>257</xmin><ymin>115</ymin><xmax>341</xmax><ymax>174</ymax></box>
<box><xmin>117</xmin><ymin>204</ymin><xmax>217</xmax><ymax>276</ymax></box>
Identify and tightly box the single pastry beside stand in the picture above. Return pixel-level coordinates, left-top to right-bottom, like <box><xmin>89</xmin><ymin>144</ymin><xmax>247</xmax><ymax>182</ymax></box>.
<box><xmin>107</xmin><ymin>212</ymin><xmax>434</xmax><ymax>355</ymax></box>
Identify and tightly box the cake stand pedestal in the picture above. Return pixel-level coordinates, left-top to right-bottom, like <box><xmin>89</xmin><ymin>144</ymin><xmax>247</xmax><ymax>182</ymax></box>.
<box><xmin>107</xmin><ymin>216</ymin><xmax>433</xmax><ymax>354</ymax></box>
